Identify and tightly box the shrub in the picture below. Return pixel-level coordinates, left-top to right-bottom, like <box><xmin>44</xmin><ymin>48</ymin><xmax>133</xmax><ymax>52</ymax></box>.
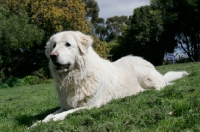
<box><xmin>0</xmin><ymin>75</ymin><xmax>52</xmax><ymax>88</ymax></box>
<box><xmin>0</xmin><ymin>77</ymin><xmax>23</xmax><ymax>88</ymax></box>
<box><xmin>22</xmin><ymin>75</ymin><xmax>52</xmax><ymax>86</ymax></box>
<box><xmin>22</xmin><ymin>75</ymin><xmax>42</xmax><ymax>85</ymax></box>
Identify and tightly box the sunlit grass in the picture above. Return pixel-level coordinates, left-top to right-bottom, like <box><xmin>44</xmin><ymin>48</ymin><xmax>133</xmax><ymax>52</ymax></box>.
<box><xmin>0</xmin><ymin>62</ymin><xmax>200</xmax><ymax>131</ymax></box>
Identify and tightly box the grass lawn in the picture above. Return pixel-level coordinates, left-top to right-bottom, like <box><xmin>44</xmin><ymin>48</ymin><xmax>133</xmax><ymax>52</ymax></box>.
<box><xmin>0</xmin><ymin>62</ymin><xmax>200</xmax><ymax>132</ymax></box>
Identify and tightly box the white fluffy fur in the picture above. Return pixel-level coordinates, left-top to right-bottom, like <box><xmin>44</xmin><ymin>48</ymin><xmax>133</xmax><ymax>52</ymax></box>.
<box><xmin>29</xmin><ymin>31</ymin><xmax>188</xmax><ymax>127</ymax></box>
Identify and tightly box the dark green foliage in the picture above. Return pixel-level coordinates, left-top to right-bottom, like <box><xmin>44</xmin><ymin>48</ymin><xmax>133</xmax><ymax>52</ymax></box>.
<box><xmin>0</xmin><ymin>75</ymin><xmax>52</xmax><ymax>88</ymax></box>
<box><xmin>0</xmin><ymin>5</ymin><xmax>44</xmax><ymax>50</ymax></box>
<box><xmin>105</xmin><ymin>16</ymin><xmax>131</xmax><ymax>42</ymax></box>
<box><xmin>0</xmin><ymin>0</ymin><xmax>95</xmax><ymax>80</ymax></box>
<box><xmin>110</xmin><ymin>0</ymin><xmax>200</xmax><ymax>65</ymax></box>
<box><xmin>151</xmin><ymin>0</ymin><xmax>200</xmax><ymax>61</ymax></box>
<box><xmin>94</xmin><ymin>16</ymin><xmax>131</xmax><ymax>42</ymax></box>
<box><xmin>113</xmin><ymin>6</ymin><xmax>164</xmax><ymax>65</ymax></box>
<box><xmin>0</xmin><ymin>77</ymin><xmax>23</xmax><ymax>88</ymax></box>
<box><xmin>82</xmin><ymin>0</ymin><xmax>100</xmax><ymax>24</ymax></box>
<box><xmin>22</xmin><ymin>76</ymin><xmax>43</xmax><ymax>85</ymax></box>
<box><xmin>0</xmin><ymin>4</ymin><xmax>45</xmax><ymax>79</ymax></box>
<box><xmin>94</xmin><ymin>18</ymin><xmax>108</xmax><ymax>41</ymax></box>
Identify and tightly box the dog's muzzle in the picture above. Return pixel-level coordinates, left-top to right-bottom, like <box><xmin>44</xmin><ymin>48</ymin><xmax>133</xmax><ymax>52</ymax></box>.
<box><xmin>50</xmin><ymin>52</ymin><xmax>71</xmax><ymax>71</ymax></box>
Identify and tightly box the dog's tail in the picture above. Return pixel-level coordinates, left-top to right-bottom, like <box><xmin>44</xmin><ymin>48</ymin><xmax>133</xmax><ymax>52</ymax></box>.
<box><xmin>163</xmin><ymin>71</ymin><xmax>188</xmax><ymax>85</ymax></box>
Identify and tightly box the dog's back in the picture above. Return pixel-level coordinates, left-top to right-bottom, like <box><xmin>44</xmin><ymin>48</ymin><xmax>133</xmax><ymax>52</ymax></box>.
<box><xmin>113</xmin><ymin>56</ymin><xmax>166</xmax><ymax>90</ymax></box>
<box><xmin>113</xmin><ymin>55</ymin><xmax>188</xmax><ymax>90</ymax></box>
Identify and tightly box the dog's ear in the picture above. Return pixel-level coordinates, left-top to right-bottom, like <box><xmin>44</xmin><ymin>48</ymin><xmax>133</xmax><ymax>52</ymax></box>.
<box><xmin>76</xmin><ymin>32</ymin><xmax>93</xmax><ymax>54</ymax></box>
<box><xmin>45</xmin><ymin>41</ymin><xmax>50</xmax><ymax>58</ymax></box>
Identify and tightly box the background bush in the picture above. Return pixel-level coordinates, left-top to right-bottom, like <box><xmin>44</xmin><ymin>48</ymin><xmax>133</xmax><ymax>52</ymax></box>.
<box><xmin>0</xmin><ymin>77</ymin><xmax>22</xmax><ymax>88</ymax></box>
<box><xmin>0</xmin><ymin>75</ymin><xmax>52</xmax><ymax>88</ymax></box>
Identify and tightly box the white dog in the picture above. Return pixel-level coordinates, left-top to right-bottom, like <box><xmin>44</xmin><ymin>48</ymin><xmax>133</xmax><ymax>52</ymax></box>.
<box><xmin>30</xmin><ymin>31</ymin><xmax>188</xmax><ymax>127</ymax></box>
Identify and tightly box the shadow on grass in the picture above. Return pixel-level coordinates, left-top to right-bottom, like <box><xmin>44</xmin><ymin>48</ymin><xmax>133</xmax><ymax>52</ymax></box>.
<box><xmin>15</xmin><ymin>107</ymin><xmax>60</xmax><ymax>126</ymax></box>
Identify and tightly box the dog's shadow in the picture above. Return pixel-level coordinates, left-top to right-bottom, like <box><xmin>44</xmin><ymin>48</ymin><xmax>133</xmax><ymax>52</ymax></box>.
<box><xmin>15</xmin><ymin>107</ymin><xmax>60</xmax><ymax>126</ymax></box>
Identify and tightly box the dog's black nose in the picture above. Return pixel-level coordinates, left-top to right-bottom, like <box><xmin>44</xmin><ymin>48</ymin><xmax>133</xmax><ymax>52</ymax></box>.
<box><xmin>50</xmin><ymin>52</ymin><xmax>58</xmax><ymax>62</ymax></box>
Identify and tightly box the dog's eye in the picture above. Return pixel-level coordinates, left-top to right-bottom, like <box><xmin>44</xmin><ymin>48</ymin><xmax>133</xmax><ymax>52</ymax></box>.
<box><xmin>65</xmin><ymin>42</ymin><xmax>71</xmax><ymax>47</ymax></box>
<box><xmin>53</xmin><ymin>43</ymin><xmax>56</xmax><ymax>48</ymax></box>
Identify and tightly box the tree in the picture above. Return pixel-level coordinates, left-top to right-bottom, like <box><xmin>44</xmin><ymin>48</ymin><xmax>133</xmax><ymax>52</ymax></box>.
<box><xmin>94</xmin><ymin>18</ymin><xmax>108</xmax><ymax>41</ymax></box>
<box><xmin>174</xmin><ymin>0</ymin><xmax>200</xmax><ymax>61</ymax></box>
<box><xmin>151</xmin><ymin>0</ymin><xmax>200</xmax><ymax>61</ymax></box>
<box><xmin>105</xmin><ymin>16</ymin><xmax>131</xmax><ymax>42</ymax></box>
<box><xmin>1</xmin><ymin>0</ymin><xmax>111</xmax><ymax>79</ymax></box>
<box><xmin>0</xmin><ymin>5</ymin><xmax>44</xmax><ymax>49</ymax></box>
<box><xmin>0</xmin><ymin>4</ymin><xmax>44</xmax><ymax>78</ymax></box>
<box><xmin>82</xmin><ymin>0</ymin><xmax>100</xmax><ymax>24</ymax></box>
<box><xmin>3</xmin><ymin>0</ymin><xmax>92</xmax><ymax>38</ymax></box>
<box><xmin>92</xmin><ymin>36</ymin><xmax>110</xmax><ymax>58</ymax></box>
<box><xmin>1</xmin><ymin>0</ymin><xmax>94</xmax><ymax>79</ymax></box>
<box><xmin>93</xmin><ymin>16</ymin><xmax>131</xmax><ymax>42</ymax></box>
<box><xmin>113</xmin><ymin>6</ymin><xmax>164</xmax><ymax>65</ymax></box>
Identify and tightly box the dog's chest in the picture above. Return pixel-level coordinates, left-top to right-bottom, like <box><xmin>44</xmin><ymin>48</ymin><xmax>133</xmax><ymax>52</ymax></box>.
<box><xmin>55</xmin><ymin>71</ymin><xmax>100</xmax><ymax>109</ymax></box>
<box><xmin>57</xmin><ymin>83</ymin><xmax>89</xmax><ymax>109</ymax></box>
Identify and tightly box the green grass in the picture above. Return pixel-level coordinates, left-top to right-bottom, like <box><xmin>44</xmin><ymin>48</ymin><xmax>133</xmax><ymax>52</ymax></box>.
<box><xmin>0</xmin><ymin>62</ymin><xmax>200</xmax><ymax>132</ymax></box>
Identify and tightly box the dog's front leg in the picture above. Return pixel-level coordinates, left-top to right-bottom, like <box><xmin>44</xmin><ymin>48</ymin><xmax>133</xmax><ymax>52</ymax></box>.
<box><xmin>28</xmin><ymin>106</ymin><xmax>89</xmax><ymax>129</ymax></box>
<box><xmin>28</xmin><ymin>108</ymin><xmax>64</xmax><ymax>129</ymax></box>
<box><xmin>47</xmin><ymin>106</ymin><xmax>89</xmax><ymax>122</ymax></box>
<box><xmin>42</xmin><ymin>108</ymin><xmax>64</xmax><ymax>123</ymax></box>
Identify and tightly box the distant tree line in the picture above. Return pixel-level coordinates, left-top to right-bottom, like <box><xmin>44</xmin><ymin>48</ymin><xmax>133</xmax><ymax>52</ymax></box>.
<box><xmin>0</xmin><ymin>0</ymin><xmax>199</xmax><ymax>81</ymax></box>
<box><xmin>95</xmin><ymin>0</ymin><xmax>200</xmax><ymax>65</ymax></box>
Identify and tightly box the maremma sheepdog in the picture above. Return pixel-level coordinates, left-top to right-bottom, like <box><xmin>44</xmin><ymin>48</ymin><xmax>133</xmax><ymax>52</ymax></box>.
<box><xmin>30</xmin><ymin>31</ymin><xmax>188</xmax><ymax>128</ymax></box>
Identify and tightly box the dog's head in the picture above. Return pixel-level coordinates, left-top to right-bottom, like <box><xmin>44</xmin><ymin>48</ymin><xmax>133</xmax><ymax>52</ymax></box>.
<box><xmin>45</xmin><ymin>31</ymin><xmax>93</xmax><ymax>72</ymax></box>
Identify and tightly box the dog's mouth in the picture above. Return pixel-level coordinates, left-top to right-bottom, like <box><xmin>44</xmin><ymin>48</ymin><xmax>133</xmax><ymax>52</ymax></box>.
<box><xmin>53</xmin><ymin>62</ymin><xmax>71</xmax><ymax>71</ymax></box>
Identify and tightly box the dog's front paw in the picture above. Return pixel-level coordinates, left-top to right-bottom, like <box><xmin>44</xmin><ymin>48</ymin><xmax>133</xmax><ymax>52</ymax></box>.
<box><xmin>42</xmin><ymin>114</ymin><xmax>55</xmax><ymax>123</ymax></box>
<box><xmin>182</xmin><ymin>71</ymin><xmax>189</xmax><ymax>76</ymax></box>
<box><xmin>28</xmin><ymin>121</ymin><xmax>42</xmax><ymax>130</ymax></box>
